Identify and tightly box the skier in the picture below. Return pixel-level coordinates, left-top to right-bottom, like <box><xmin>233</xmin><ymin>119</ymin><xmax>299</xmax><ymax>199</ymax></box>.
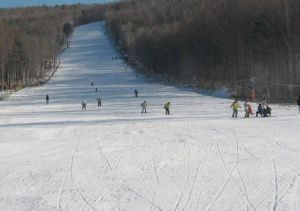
<box><xmin>97</xmin><ymin>97</ymin><xmax>102</xmax><ymax>107</ymax></box>
<box><xmin>95</xmin><ymin>88</ymin><xmax>98</xmax><ymax>92</ymax></box>
<box><xmin>164</xmin><ymin>101</ymin><xmax>171</xmax><ymax>115</ymax></box>
<box><xmin>244</xmin><ymin>100</ymin><xmax>249</xmax><ymax>117</ymax></box>
<box><xmin>134</xmin><ymin>89</ymin><xmax>138</xmax><ymax>97</ymax></box>
<box><xmin>248</xmin><ymin>103</ymin><xmax>253</xmax><ymax>116</ymax></box>
<box><xmin>297</xmin><ymin>96</ymin><xmax>300</xmax><ymax>113</ymax></box>
<box><xmin>91</xmin><ymin>82</ymin><xmax>94</xmax><ymax>86</ymax></box>
<box><xmin>230</xmin><ymin>99</ymin><xmax>241</xmax><ymax>118</ymax></box>
<box><xmin>46</xmin><ymin>95</ymin><xmax>49</xmax><ymax>104</ymax></box>
<box><xmin>262</xmin><ymin>104</ymin><xmax>269</xmax><ymax>117</ymax></box>
<box><xmin>141</xmin><ymin>100</ymin><xmax>147</xmax><ymax>113</ymax></box>
<box><xmin>244</xmin><ymin>101</ymin><xmax>253</xmax><ymax>118</ymax></box>
<box><xmin>256</xmin><ymin>104</ymin><xmax>263</xmax><ymax>117</ymax></box>
<box><xmin>266</xmin><ymin>104</ymin><xmax>272</xmax><ymax>116</ymax></box>
<box><xmin>81</xmin><ymin>100</ymin><xmax>87</xmax><ymax>110</ymax></box>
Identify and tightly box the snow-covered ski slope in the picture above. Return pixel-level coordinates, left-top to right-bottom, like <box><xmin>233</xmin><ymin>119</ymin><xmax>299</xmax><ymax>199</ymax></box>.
<box><xmin>1</xmin><ymin>22</ymin><xmax>300</xmax><ymax>211</ymax></box>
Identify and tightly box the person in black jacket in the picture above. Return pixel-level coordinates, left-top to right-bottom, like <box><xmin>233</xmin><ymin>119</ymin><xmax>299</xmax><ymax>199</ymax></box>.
<box><xmin>266</xmin><ymin>104</ymin><xmax>272</xmax><ymax>116</ymax></box>
<box><xmin>256</xmin><ymin>104</ymin><xmax>264</xmax><ymax>117</ymax></box>
<box><xmin>297</xmin><ymin>96</ymin><xmax>300</xmax><ymax>113</ymax></box>
<box><xmin>134</xmin><ymin>89</ymin><xmax>138</xmax><ymax>97</ymax></box>
<box><xmin>46</xmin><ymin>95</ymin><xmax>49</xmax><ymax>104</ymax></box>
<box><xmin>97</xmin><ymin>97</ymin><xmax>102</xmax><ymax>107</ymax></box>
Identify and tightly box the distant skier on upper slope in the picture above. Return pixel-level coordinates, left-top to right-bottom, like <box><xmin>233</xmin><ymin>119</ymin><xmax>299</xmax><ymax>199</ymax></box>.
<box><xmin>46</xmin><ymin>95</ymin><xmax>49</xmax><ymax>104</ymax></box>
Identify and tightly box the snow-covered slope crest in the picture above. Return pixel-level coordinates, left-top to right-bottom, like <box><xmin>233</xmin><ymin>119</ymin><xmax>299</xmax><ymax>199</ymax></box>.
<box><xmin>0</xmin><ymin>22</ymin><xmax>300</xmax><ymax>211</ymax></box>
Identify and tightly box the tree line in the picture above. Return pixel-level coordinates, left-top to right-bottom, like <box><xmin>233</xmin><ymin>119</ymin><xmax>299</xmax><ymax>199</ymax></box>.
<box><xmin>0</xmin><ymin>4</ymin><xmax>107</xmax><ymax>91</ymax></box>
<box><xmin>105</xmin><ymin>0</ymin><xmax>300</xmax><ymax>102</ymax></box>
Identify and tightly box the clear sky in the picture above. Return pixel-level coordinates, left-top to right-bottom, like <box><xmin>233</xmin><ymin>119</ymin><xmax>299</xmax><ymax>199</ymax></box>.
<box><xmin>0</xmin><ymin>0</ymin><xmax>116</xmax><ymax>8</ymax></box>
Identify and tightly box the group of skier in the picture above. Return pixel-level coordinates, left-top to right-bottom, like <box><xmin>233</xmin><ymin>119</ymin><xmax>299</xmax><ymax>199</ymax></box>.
<box><xmin>45</xmin><ymin>82</ymin><xmax>171</xmax><ymax>114</ymax></box>
<box><xmin>232</xmin><ymin>95</ymin><xmax>300</xmax><ymax>118</ymax></box>
<box><xmin>81</xmin><ymin>98</ymin><xmax>102</xmax><ymax>110</ymax></box>
<box><xmin>44</xmin><ymin>82</ymin><xmax>300</xmax><ymax>117</ymax></box>
<box><xmin>255</xmin><ymin>103</ymin><xmax>272</xmax><ymax>117</ymax></box>
<box><xmin>231</xmin><ymin>98</ymin><xmax>273</xmax><ymax>118</ymax></box>
<box><xmin>132</xmin><ymin>89</ymin><xmax>172</xmax><ymax>114</ymax></box>
<box><xmin>140</xmin><ymin>99</ymin><xmax>171</xmax><ymax>115</ymax></box>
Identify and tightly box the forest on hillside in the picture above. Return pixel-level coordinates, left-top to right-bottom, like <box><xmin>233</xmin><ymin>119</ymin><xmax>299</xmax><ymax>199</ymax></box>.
<box><xmin>0</xmin><ymin>4</ymin><xmax>107</xmax><ymax>91</ymax></box>
<box><xmin>105</xmin><ymin>0</ymin><xmax>300</xmax><ymax>102</ymax></box>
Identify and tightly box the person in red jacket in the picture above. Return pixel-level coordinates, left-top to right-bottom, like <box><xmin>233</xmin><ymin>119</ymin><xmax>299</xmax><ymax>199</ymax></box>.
<box><xmin>245</xmin><ymin>102</ymin><xmax>253</xmax><ymax>118</ymax></box>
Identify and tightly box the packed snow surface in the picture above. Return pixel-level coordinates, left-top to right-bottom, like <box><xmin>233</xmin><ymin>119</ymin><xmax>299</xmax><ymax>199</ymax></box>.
<box><xmin>1</xmin><ymin>22</ymin><xmax>300</xmax><ymax>211</ymax></box>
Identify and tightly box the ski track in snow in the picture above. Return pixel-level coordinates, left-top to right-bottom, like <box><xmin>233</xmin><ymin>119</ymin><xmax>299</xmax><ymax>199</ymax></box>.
<box><xmin>1</xmin><ymin>22</ymin><xmax>300</xmax><ymax>210</ymax></box>
<box><xmin>272</xmin><ymin>160</ymin><xmax>278</xmax><ymax>211</ymax></box>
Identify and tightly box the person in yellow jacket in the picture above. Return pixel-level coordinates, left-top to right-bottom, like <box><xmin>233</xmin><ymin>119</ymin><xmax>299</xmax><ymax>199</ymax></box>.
<box><xmin>164</xmin><ymin>101</ymin><xmax>171</xmax><ymax>115</ymax></box>
<box><xmin>230</xmin><ymin>99</ymin><xmax>241</xmax><ymax>118</ymax></box>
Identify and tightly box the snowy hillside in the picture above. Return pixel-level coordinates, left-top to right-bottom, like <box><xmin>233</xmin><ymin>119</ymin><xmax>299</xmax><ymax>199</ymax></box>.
<box><xmin>0</xmin><ymin>22</ymin><xmax>300</xmax><ymax>211</ymax></box>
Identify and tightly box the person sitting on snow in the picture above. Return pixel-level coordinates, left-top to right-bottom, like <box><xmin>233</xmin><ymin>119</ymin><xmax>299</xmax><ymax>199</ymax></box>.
<box><xmin>266</xmin><ymin>104</ymin><xmax>272</xmax><ymax>116</ymax></box>
<box><xmin>256</xmin><ymin>104</ymin><xmax>263</xmax><ymax>117</ymax></box>
<box><xmin>262</xmin><ymin>104</ymin><xmax>269</xmax><ymax>117</ymax></box>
